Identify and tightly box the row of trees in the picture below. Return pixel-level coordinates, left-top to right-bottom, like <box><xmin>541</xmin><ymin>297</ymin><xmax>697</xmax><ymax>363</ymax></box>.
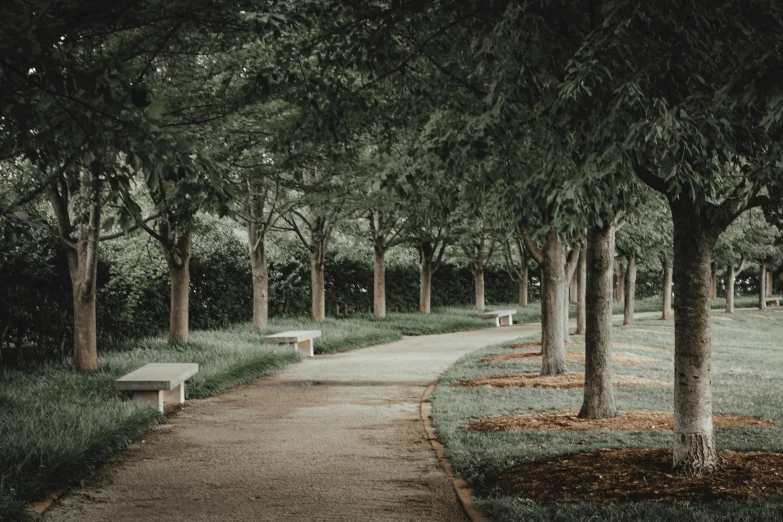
<box><xmin>3</xmin><ymin>0</ymin><xmax>783</xmax><ymax>477</ymax></box>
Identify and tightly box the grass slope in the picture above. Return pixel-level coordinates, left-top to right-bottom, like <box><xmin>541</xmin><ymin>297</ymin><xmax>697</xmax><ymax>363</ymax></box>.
<box><xmin>431</xmin><ymin>309</ymin><xmax>783</xmax><ymax>522</ymax></box>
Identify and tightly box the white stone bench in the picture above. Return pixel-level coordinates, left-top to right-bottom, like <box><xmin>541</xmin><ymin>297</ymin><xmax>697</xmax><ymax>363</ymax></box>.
<box><xmin>115</xmin><ymin>363</ymin><xmax>199</xmax><ymax>413</ymax></box>
<box><xmin>765</xmin><ymin>297</ymin><xmax>780</xmax><ymax>307</ymax></box>
<box><xmin>264</xmin><ymin>330</ymin><xmax>322</xmax><ymax>357</ymax></box>
<box><xmin>480</xmin><ymin>309</ymin><xmax>517</xmax><ymax>327</ymax></box>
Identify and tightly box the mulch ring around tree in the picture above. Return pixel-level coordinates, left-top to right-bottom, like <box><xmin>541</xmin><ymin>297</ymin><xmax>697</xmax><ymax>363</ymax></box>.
<box><xmin>468</xmin><ymin>409</ymin><xmax>776</xmax><ymax>432</ymax></box>
<box><xmin>453</xmin><ymin>372</ymin><xmax>671</xmax><ymax>389</ymax></box>
<box><xmin>475</xmin><ymin>449</ymin><xmax>783</xmax><ymax>504</ymax></box>
<box><xmin>480</xmin><ymin>350</ymin><xmax>661</xmax><ymax>366</ymax></box>
<box><xmin>507</xmin><ymin>341</ymin><xmax>670</xmax><ymax>354</ymax></box>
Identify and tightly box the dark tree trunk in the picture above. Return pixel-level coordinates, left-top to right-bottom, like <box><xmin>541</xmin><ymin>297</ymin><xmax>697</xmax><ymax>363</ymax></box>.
<box><xmin>474</xmin><ymin>267</ymin><xmax>485</xmax><ymax>311</ymax></box>
<box><xmin>419</xmin><ymin>257</ymin><xmax>433</xmax><ymax>314</ymax></box>
<box><xmin>726</xmin><ymin>265</ymin><xmax>736</xmax><ymax>314</ymax></box>
<box><xmin>616</xmin><ymin>260</ymin><xmax>626</xmax><ymax>302</ymax></box>
<box><xmin>670</xmin><ymin>200</ymin><xmax>722</xmax><ymax>476</ymax></box>
<box><xmin>623</xmin><ymin>254</ymin><xmax>637</xmax><ymax>326</ymax></box>
<box><xmin>540</xmin><ymin>230</ymin><xmax>567</xmax><ymax>375</ymax></box>
<box><xmin>768</xmin><ymin>269</ymin><xmax>774</xmax><ymax>297</ymax></box>
<box><xmin>519</xmin><ymin>264</ymin><xmax>529</xmax><ymax>307</ymax></box>
<box><xmin>579</xmin><ymin>224</ymin><xmax>617</xmax><ymax>419</ymax></box>
<box><xmin>662</xmin><ymin>263</ymin><xmax>674</xmax><ymax>320</ymax></box>
<box><xmin>162</xmin><ymin>232</ymin><xmax>192</xmax><ymax>343</ymax></box>
<box><xmin>576</xmin><ymin>246</ymin><xmax>587</xmax><ymax>335</ymax></box>
<box><xmin>248</xmin><ymin>224</ymin><xmax>269</xmax><ymax>330</ymax></box>
<box><xmin>373</xmin><ymin>246</ymin><xmax>386</xmax><ymax>319</ymax></box>
<box><xmin>711</xmin><ymin>263</ymin><xmax>718</xmax><ymax>299</ymax></box>
<box><xmin>570</xmin><ymin>271</ymin><xmax>578</xmax><ymax>304</ymax></box>
<box><xmin>311</xmin><ymin>242</ymin><xmax>326</xmax><ymax>322</ymax></box>
<box><xmin>68</xmin><ymin>239</ymin><xmax>99</xmax><ymax>371</ymax></box>
<box><xmin>760</xmin><ymin>263</ymin><xmax>767</xmax><ymax>310</ymax></box>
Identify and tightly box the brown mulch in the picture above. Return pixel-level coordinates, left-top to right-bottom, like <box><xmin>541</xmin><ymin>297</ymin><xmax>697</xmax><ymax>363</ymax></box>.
<box><xmin>468</xmin><ymin>409</ymin><xmax>776</xmax><ymax>432</ymax></box>
<box><xmin>480</xmin><ymin>350</ymin><xmax>661</xmax><ymax>366</ymax></box>
<box><xmin>453</xmin><ymin>372</ymin><xmax>672</xmax><ymax>389</ymax></box>
<box><xmin>476</xmin><ymin>449</ymin><xmax>783</xmax><ymax>504</ymax></box>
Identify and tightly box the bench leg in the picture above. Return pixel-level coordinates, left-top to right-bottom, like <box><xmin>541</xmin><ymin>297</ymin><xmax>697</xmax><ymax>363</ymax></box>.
<box><xmin>499</xmin><ymin>315</ymin><xmax>513</xmax><ymax>326</ymax></box>
<box><xmin>494</xmin><ymin>317</ymin><xmax>500</xmax><ymax>327</ymax></box>
<box><xmin>132</xmin><ymin>390</ymin><xmax>164</xmax><ymax>413</ymax></box>
<box><xmin>162</xmin><ymin>383</ymin><xmax>185</xmax><ymax>406</ymax></box>
<box><xmin>295</xmin><ymin>339</ymin><xmax>314</xmax><ymax>357</ymax></box>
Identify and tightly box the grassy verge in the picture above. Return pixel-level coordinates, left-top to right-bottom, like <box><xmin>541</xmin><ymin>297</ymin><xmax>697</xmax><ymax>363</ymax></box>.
<box><xmin>431</xmin><ymin>309</ymin><xmax>783</xmax><ymax>521</ymax></box>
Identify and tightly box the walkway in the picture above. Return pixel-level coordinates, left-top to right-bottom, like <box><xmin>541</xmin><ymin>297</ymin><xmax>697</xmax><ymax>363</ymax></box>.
<box><xmin>45</xmin><ymin>325</ymin><xmax>538</xmax><ymax>522</ymax></box>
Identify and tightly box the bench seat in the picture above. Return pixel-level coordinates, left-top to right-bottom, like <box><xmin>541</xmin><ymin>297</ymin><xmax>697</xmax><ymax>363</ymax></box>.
<box><xmin>116</xmin><ymin>363</ymin><xmax>199</xmax><ymax>413</ymax></box>
<box><xmin>764</xmin><ymin>297</ymin><xmax>780</xmax><ymax>307</ymax></box>
<box><xmin>479</xmin><ymin>309</ymin><xmax>517</xmax><ymax>327</ymax></box>
<box><xmin>264</xmin><ymin>330</ymin><xmax>322</xmax><ymax>357</ymax></box>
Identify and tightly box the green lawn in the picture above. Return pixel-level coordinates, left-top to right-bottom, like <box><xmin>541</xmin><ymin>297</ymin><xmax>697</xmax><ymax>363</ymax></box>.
<box><xmin>431</xmin><ymin>309</ymin><xmax>783</xmax><ymax>521</ymax></box>
<box><xmin>0</xmin><ymin>308</ymin><xmax>497</xmax><ymax>520</ymax></box>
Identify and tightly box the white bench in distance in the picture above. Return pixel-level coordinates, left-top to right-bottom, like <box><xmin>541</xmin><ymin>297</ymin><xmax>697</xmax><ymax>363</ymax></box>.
<box><xmin>480</xmin><ymin>309</ymin><xmax>516</xmax><ymax>327</ymax></box>
<box><xmin>264</xmin><ymin>330</ymin><xmax>322</xmax><ymax>357</ymax></box>
<box><xmin>115</xmin><ymin>363</ymin><xmax>199</xmax><ymax>413</ymax></box>
<box><xmin>765</xmin><ymin>296</ymin><xmax>781</xmax><ymax>307</ymax></box>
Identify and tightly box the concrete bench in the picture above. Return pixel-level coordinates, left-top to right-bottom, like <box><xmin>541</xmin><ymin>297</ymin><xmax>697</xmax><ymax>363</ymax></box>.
<box><xmin>115</xmin><ymin>363</ymin><xmax>199</xmax><ymax>413</ymax></box>
<box><xmin>765</xmin><ymin>297</ymin><xmax>780</xmax><ymax>307</ymax></box>
<box><xmin>264</xmin><ymin>330</ymin><xmax>322</xmax><ymax>357</ymax></box>
<box><xmin>480</xmin><ymin>309</ymin><xmax>516</xmax><ymax>327</ymax></box>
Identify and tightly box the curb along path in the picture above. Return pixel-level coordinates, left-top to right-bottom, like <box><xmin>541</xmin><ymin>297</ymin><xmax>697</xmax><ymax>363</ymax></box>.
<box><xmin>45</xmin><ymin>325</ymin><xmax>537</xmax><ymax>522</ymax></box>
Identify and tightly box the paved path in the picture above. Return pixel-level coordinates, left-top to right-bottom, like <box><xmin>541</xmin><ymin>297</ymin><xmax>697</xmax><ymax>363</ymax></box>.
<box><xmin>46</xmin><ymin>325</ymin><xmax>539</xmax><ymax>522</ymax></box>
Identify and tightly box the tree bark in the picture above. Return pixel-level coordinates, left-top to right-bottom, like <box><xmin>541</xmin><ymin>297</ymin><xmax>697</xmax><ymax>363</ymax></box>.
<box><xmin>419</xmin><ymin>257</ymin><xmax>433</xmax><ymax>314</ymax></box>
<box><xmin>670</xmin><ymin>200</ymin><xmax>722</xmax><ymax>476</ymax></box>
<box><xmin>540</xmin><ymin>230</ymin><xmax>567</xmax><ymax>375</ymax></box>
<box><xmin>570</xmin><ymin>271</ymin><xmax>578</xmax><ymax>304</ymax></box>
<box><xmin>162</xmin><ymin>232</ymin><xmax>192</xmax><ymax>343</ymax></box>
<box><xmin>662</xmin><ymin>263</ymin><xmax>674</xmax><ymax>320</ymax></box>
<box><xmin>711</xmin><ymin>263</ymin><xmax>718</xmax><ymax>299</ymax></box>
<box><xmin>726</xmin><ymin>265</ymin><xmax>736</xmax><ymax>314</ymax></box>
<box><xmin>623</xmin><ymin>254</ymin><xmax>637</xmax><ymax>326</ymax></box>
<box><xmin>579</xmin><ymin>224</ymin><xmax>617</xmax><ymax>419</ymax></box>
<box><xmin>373</xmin><ymin>246</ymin><xmax>386</xmax><ymax>319</ymax></box>
<box><xmin>616</xmin><ymin>260</ymin><xmax>626</xmax><ymax>302</ymax></box>
<box><xmin>248</xmin><ymin>224</ymin><xmax>269</xmax><ymax>330</ymax></box>
<box><xmin>311</xmin><ymin>243</ymin><xmax>326</xmax><ymax>323</ymax></box>
<box><xmin>576</xmin><ymin>246</ymin><xmax>587</xmax><ymax>335</ymax></box>
<box><xmin>768</xmin><ymin>269</ymin><xmax>774</xmax><ymax>297</ymax></box>
<box><xmin>474</xmin><ymin>267</ymin><xmax>485</xmax><ymax>311</ymax></box>
<box><xmin>759</xmin><ymin>263</ymin><xmax>767</xmax><ymax>310</ymax></box>
<box><xmin>519</xmin><ymin>263</ymin><xmax>529</xmax><ymax>307</ymax></box>
<box><xmin>69</xmin><ymin>239</ymin><xmax>99</xmax><ymax>371</ymax></box>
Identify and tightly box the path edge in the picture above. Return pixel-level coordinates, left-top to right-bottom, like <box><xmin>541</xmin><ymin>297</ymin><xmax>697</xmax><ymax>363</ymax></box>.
<box><xmin>420</xmin><ymin>382</ymin><xmax>493</xmax><ymax>522</ymax></box>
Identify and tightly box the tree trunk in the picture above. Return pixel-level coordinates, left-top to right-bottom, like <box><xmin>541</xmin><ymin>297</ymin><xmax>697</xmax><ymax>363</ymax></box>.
<box><xmin>68</xmin><ymin>241</ymin><xmax>99</xmax><ymax>371</ymax></box>
<box><xmin>540</xmin><ymin>230</ymin><xmax>567</xmax><ymax>375</ymax></box>
<box><xmin>616</xmin><ymin>261</ymin><xmax>626</xmax><ymax>302</ymax></box>
<box><xmin>248</xmin><ymin>227</ymin><xmax>269</xmax><ymax>330</ymax></box>
<box><xmin>759</xmin><ymin>263</ymin><xmax>767</xmax><ymax>310</ymax></box>
<box><xmin>726</xmin><ymin>264</ymin><xmax>736</xmax><ymax>314</ymax></box>
<box><xmin>373</xmin><ymin>246</ymin><xmax>386</xmax><ymax>319</ymax></box>
<box><xmin>662</xmin><ymin>264</ymin><xmax>674</xmax><ymax>320</ymax></box>
<box><xmin>623</xmin><ymin>254</ymin><xmax>637</xmax><ymax>326</ymax></box>
<box><xmin>474</xmin><ymin>267</ymin><xmax>485</xmax><ymax>311</ymax></box>
<box><xmin>163</xmin><ymin>232</ymin><xmax>192</xmax><ymax>343</ymax></box>
<box><xmin>576</xmin><ymin>246</ymin><xmax>587</xmax><ymax>335</ymax></box>
<box><xmin>711</xmin><ymin>264</ymin><xmax>718</xmax><ymax>299</ymax></box>
<box><xmin>768</xmin><ymin>269</ymin><xmax>774</xmax><ymax>297</ymax></box>
<box><xmin>518</xmin><ymin>264</ymin><xmax>529</xmax><ymax>307</ymax></box>
<box><xmin>311</xmin><ymin>244</ymin><xmax>326</xmax><ymax>322</ymax></box>
<box><xmin>670</xmin><ymin>200</ymin><xmax>722</xmax><ymax>476</ymax></box>
<box><xmin>419</xmin><ymin>257</ymin><xmax>432</xmax><ymax>314</ymax></box>
<box><xmin>570</xmin><ymin>271</ymin><xmax>578</xmax><ymax>304</ymax></box>
<box><xmin>579</xmin><ymin>225</ymin><xmax>617</xmax><ymax>419</ymax></box>
<box><xmin>563</xmin><ymin>282</ymin><xmax>570</xmax><ymax>341</ymax></box>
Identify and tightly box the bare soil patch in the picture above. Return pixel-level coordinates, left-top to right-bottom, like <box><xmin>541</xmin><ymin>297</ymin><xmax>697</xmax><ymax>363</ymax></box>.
<box><xmin>468</xmin><ymin>409</ymin><xmax>775</xmax><ymax>432</ymax></box>
<box><xmin>480</xmin><ymin>350</ymin><xmax>661</xmax><ymax>366</ymax></box>
<box><xmin>454</xmin><ymin>372</ymin><xmax>671</xmax><ymax>389</ymax></box>
<box><xmin>476</xmin><ymin>449</ymin><xmax>783</xmax><ymax>504</ymax></box>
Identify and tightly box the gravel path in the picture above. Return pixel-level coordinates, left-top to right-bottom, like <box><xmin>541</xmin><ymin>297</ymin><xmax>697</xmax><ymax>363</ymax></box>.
<box><xmin>45</xmin><ymin>325</ymin><xmax>537</xmax><ymax>522</ymax></box>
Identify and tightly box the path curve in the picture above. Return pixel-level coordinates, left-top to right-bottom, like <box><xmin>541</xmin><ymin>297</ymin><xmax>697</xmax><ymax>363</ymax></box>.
<box><xmin>45</xmin><ymin>325</ymin><xmax>537</xmax><ymax>522</ymax></box>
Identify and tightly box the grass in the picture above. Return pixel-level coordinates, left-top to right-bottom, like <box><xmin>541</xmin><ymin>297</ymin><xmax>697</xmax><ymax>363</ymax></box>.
<box><xmin>0</xmin><ymin>307</ymin><xmax>498</xmax><ymax>520</ymax></box>
<box><xmin>431</xmin><ymin>308</ymin><xmax>783</xmax><ymax>521</ymax></box>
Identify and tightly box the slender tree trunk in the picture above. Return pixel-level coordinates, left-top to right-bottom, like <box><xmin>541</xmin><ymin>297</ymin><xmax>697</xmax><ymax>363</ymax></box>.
<box><xmin>311</xmin><ymin>243</ymin><xmax>326</xmax><ymax>322</ymax></box>
<box><xmin>419</xmin><ymin>257</ymin><xmax>432</xmax><ymax>314</ymax></box>
<box><xmin>563</xmin><ymin>282</ymin><xmax>570</xmax><ymax>341</ymax></box>
<box><xmin>623</xmin><ymin>254</ymin><xmax>637</xmax><ymax>326</ymax></box>
<box><xmin>616</xmin><ymin>261</ymin><xmax>626</xmax><ymax>302</ymax></box>
<box><xmin>163</xmin><ymin>232</ymin><xmax>192</xmax><ymax>343</ymax></box>
<box><xmin>68</xmin><ymin>241</ymin><xmax>99</xmax><ymax>371</ymax></box>
<box><xmin>541</xmin><ymin>230</ymin><xmax>567</xmax><ymax>375</ymax></box>
<box><xmin>768</xmin><ymin>269</ymin><xmax>774</xmax><ymax>297</ymax></box>
<box><xmin>711</xmin><ymin>264</ymin><xmax>718</xmax><ymax>299</ymax></box>
<box><xmin>662</xmin><ymin>264</ymin><xmax>674</xmax><ymax>320</ymax></box>
<box><xmin>576</xmin><ymin>246</ymin><xmax>587</xmax><ymax>335</ymax></box>
<box><xmin>759</xmin><ymin>263</ymin><xmax>767</xmax><ymax>310</ymax></box>
<box><xmin>579</xmin><ymin>224</ymin><xmax>617</xmax><ymax>419</ymax></box>
<box><xmin>670</xmin><ymin>200</ymin><xmax>722</xmax><ymax>476</ymax></box>
<box><xmin>519</xmin><ymin>263</ymin><xmax>529</xmax><ymax>307</ymax></box>
<box><xmin>570</xmin><ymin>272</ymin><xmax>578</xmax><ymax>304</ymax></box>
<box><xmin>726</xmin><ymin>265</ymin><xmax>736</xmax><ymax>314</ymax></box>
<box><xmin>474</xmin><ymin>266</ymin><xmax>485</xmax><ymax>311</ymax></box>
<box><xmin>248</xmin><ymin>226</ymin><xmax>269</xmax><ymax>330</ymax></box>
<box><xmin>373</xmin><ymin>246</ymin><xmax>386</xmax><ymax>319</ymax></box>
